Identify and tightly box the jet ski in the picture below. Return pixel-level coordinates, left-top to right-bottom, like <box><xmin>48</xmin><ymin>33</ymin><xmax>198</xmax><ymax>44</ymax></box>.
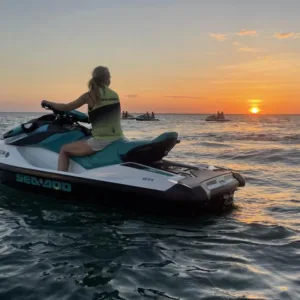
<box><xmin>0</xmin><ymin>102</ymin><xmax>245</xmax><ymax>215</ymax></box>
<box><xmin>136</xmin><ymin>113</ymin><xmax>159</xmax><ymax>121</ymax></box>
<box><xmin>205</xmin><ymin>114</ymin><xmax>231</xmax><ymax>122</ymax></box>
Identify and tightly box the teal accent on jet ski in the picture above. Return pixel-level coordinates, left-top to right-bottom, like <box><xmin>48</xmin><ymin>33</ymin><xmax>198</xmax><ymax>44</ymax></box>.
<box><xmin>30</xmin><ymin>125</ymin><xmax>49</xmax><ymax>134</ymax></box>
<box><xmin>76</xmin><ymin>131</ymin><xmax>178</xmax><ymax>169</ymax></box>
<box><xmin>68</xmin><ymin>110</ymin><xmax>89</xmax><ymax>123</ymax></box>
<box><xmin>3</xmin><ymin>125</ymin><xmax>24</xmax><ymax>138</ymax></box>
<box><xmin>4</xmin><ymin>123</ymin><xmax>49</xmax><ymax>139</ymax></box>
<box><xmin>75</xmin><ymin>139</ymin><xmax>142</xmax><ymax>169</ymax></box>
<box><xmin>36</xmin><ymin>131</ymin><xmax>178</xmax><ymax>170</ymax></box>
<box><xmin>37</xmin><ymin>130</ymin><xmax>86</xmax><ymax>153</ymax></box>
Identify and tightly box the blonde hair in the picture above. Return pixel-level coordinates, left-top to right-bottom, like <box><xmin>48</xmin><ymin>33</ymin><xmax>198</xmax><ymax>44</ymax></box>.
<box><xmin>88</xmin><ymin>66</ymin><xmax>111</xmax><ymax>103</ymax></box>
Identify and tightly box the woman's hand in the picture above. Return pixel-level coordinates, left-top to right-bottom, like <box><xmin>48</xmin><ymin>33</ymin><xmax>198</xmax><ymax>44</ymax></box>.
<box><xmin>41</xmin><ymin>100</ymin><xmax>54</xmax><ymax>109</ymax></box>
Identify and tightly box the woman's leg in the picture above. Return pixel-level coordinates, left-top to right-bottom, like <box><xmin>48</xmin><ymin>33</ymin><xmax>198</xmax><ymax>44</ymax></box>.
<box><xmin>58</xmin><ymin>140</ymin><xmax>95</xmax><ymax>172</ymax></box>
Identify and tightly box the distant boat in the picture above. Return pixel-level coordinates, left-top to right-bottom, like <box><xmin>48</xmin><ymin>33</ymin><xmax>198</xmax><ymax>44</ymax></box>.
<box><xmin>122</xmin><ymin>115</ymin><xmax>135</xmax><ymax>120</ymax></box>
<box><xmin>205</xmin><ymin>113</ymin><xmax>231</xmax><ymax>122</ymax></box>
<box><xmin>136</xmin><ymin>113</ymin><xmax>159</xmax><ymax>121</ymax></box>
<box><xmin>121</xmin><ymin>112</ymin><xmax>136</xmax><ymax>120</ymax></box>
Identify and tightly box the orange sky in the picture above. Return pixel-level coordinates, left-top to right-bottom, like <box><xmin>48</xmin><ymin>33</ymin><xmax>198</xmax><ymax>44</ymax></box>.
<box><xmin>1</xmin><ymin>1</ymin><xmax>300</xmax><ymax>114</ymax></box>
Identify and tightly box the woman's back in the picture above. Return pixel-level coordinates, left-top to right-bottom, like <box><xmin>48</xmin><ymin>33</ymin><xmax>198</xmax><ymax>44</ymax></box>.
<box><xmin>88</xmin><ymin>85</ymin><xmax>124</xmax><ymax>140</ymax></box>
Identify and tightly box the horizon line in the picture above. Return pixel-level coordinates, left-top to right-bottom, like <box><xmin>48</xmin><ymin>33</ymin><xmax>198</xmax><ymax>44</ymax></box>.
<box><xmin>0</xmin><ymin>111</ymin><xmax>299</xmax><ymax>116</ymax></box>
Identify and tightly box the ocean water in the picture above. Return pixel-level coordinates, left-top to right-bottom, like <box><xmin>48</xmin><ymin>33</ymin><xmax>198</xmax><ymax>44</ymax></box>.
<box><xmin>0</xmin><ymin>112</ymin><xmax>299</xmax><ymax>300</ymax></box>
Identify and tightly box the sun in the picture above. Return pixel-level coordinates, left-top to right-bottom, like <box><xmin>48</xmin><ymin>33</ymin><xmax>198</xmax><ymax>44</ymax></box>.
<box><xmin>250</xmin><ymin>107</ymin><xmax>260</xmax><ymax>114</ymax></box>
<box><xmin>248</xmin><ymin>99</ymin><xmax>262</xmax><ymax>114</ymax></box>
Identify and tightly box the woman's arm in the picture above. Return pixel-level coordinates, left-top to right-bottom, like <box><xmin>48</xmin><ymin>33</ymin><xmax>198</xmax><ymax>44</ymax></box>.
<box><xmin>43</xmin><ymin>93</ymin><xmax>92</xmax><ymax>111</ymax></box>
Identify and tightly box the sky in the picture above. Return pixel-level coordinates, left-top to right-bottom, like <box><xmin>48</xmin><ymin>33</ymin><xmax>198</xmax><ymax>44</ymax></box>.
<box><xmin>0</xmin><ymin>0</ymin><xmax>300</xmax><ymax>114</ymax></box>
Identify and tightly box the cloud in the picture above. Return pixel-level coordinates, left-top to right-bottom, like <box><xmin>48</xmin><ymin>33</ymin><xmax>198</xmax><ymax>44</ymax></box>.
<box><xmin>209</xmin><ymin>33</ymin><xmax>227</xmax><ymax>41</ymax></box>
<box><xmin>273</xmin><ymin>32</ymin><xmax>295</xmax><ymax>39</ymax></box>
<box><xmin>238</xmin><ymin>47</ymin><xmax>263</xmax><ymax>53</ymax></box>
<box><xmin>237</xmin><ymin>29</ymin><xmax>258</xmax><ymax>36</ymax></box>
<box><xmin>233</xmin><ymin>40</ymin><xmax>264</xmax><ymax>54</ymax></box>
<box><xmin>124</xmin><ymin>94</ymin><xmax>138</xmax><ymax>98</ymax></box>
<box><xmin>164</xmin><ymin>96</ymin><xmax>204</xmax><ymax>99</ymax></box>
<box><xmin>210</xmin><ymin>30</ymin><xmax>258</xmax><ymax>41</ymax></box>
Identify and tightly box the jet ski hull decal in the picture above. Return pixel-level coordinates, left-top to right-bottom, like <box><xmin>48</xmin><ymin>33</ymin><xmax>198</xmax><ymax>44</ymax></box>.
<box><xmin>16</xmin><ymin>173</ymin><xmax>72</xmax><ymax>192</ymax></box>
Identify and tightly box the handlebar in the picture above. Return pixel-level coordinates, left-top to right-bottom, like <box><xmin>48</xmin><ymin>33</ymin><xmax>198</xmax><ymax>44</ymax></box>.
<box><xmin>41</xmin><ymin>100</ymin><xmax>90</xmax><ymax>124</ymax></box>
<box><xmin>41</xmin><ymin>100</ymin><xmax>61</xmax><ymax>115</ymax></box>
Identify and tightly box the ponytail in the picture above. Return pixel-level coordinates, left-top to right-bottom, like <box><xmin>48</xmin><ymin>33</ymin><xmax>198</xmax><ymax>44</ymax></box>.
<box><xmin>88</xmin><ymin>66</ymin><xmax>110</xmax><ymax>105</ymax></box>
<box><xmin>88</xmin><ymin>77</ymin><xmax>102</xmax><ymax>104</ymax></box>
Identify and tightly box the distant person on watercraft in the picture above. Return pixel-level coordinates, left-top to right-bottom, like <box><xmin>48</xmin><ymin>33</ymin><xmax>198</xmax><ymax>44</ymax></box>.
<box><xmin>151</xmin><ymin>112</ymin><xmax>155</xmax><ymax>118</ymax></box>
<box><xmin>42</xmin><ymin>65</ymin><xmax>124</xmax><ymax>172</ymax></box>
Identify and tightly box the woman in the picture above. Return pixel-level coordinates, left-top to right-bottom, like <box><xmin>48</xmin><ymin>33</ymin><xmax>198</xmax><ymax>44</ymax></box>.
<box><xmin>42</xmin><ymin>66</ymin><xmax>124</xmax><ymax>172</ymax></box>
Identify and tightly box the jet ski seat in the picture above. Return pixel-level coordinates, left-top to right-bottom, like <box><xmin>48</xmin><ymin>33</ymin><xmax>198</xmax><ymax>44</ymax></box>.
<box><xmin>72</xmin><ymin>131</ymin><xmax>179</xmax><ymax>169</ymax></box>
<box><xmin>35</xmin><ymin>130</ymin><xmax>178</xmax><ymax>169</ymax></box>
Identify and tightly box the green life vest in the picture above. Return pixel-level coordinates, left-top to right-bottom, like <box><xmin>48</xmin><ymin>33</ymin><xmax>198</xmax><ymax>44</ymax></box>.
<box><xmin>88</xmin><ymin>85</ymin><xmax>124</xmax><ymax>140</ymax></box>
